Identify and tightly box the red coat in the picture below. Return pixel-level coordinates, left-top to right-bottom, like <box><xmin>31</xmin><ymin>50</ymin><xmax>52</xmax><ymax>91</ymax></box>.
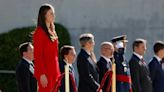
<box><xmin>33</xmin><ymin>26</ymin><xmax>61</xmax><ymax>92</ymax></box>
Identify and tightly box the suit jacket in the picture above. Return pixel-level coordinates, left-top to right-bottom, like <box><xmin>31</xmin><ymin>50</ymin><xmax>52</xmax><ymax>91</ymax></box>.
<box><xmin>59</xmin><ymin>60</ymin><xmax>76</xmax><ymax>92</ymax></box>
<box><xmin>129</xmin><ymin>54</ymin><xmax>152</xmax><ymax>92</ymax></box>
<box><xmin>33</xmin><ymin>26</ymin><xmax>61</xmax><ymax>91</ymax></box>
<box><xmin>77</xmin><ymin>49</ymin><xmax>99</xmax><ymax>92</ymax></box>
<box><xmin>149</xmin><ymin>57</ymin><xmax>164</xmax><ymax>92</ymax></box>
<box><xmin>16</xmin><ymin>58</ymin><xmax>37</xmax><ymax>92</ymax></box>
<box><xmin>97</xmin><ymin>57</ymin><xmax>112</xmax><ymax>92</ymax></box>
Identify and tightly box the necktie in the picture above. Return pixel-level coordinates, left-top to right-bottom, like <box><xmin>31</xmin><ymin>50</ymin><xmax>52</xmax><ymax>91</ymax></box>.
<box><xmin>141</xmin><ymin>58</ymin><xmax>146</xmax><ymax>65</ymax></box>
<box><xmin>69</xmin><ymin>66</ymin><xmax>75</xmax><ymax>78</ymax></box>
<box><xmin>69</xmin><ymin>65</ymin><xmax>77</xmax><ymax>85</ymax></box>
<box><xmin>69</xmin><ymin>66</ymin><xmax>73</xmax><ymax>73</ymax></box>
<box><xmin>141</xmin><ymin>58</ymin><xmax>149</xmax><ymax>71</ymax></box>
<box><xmin>29</xmin><ymin>63</ymin><xmax>34</xmax><ymax>74</ymax></box>
<box><xmin>107</xmin><ymin>61</ymin><xmax>112</xmax><ymax>70</ymax></box>
<box><xmin>30</xmin><ymin>63</ymin><xmax>34</xmax><ymax>67</ymax></box>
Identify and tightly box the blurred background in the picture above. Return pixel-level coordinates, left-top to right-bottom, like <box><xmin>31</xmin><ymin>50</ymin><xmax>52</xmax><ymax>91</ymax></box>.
<box><xmin>0</xmin><ymin>0</ymin><xmax>164</xmax><ymax>91</ymax></box>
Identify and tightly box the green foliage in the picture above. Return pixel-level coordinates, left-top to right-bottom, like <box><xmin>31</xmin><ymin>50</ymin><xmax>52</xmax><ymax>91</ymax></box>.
<box><xmin>0</xmin><ymin>23</ymin><xmax>71</xmax><ymax>92</ymax></box>
<box><xmin>0</xmin><ymin>27</ymin><xmax>35</xmax><ymax>70</ymax></box>
<box><xmin>0</xmin><ymin>74</ymin><xmax>16</xmax><ymax>92</ymax></box>
<box><xmin>56</xmin><ymin>23</ymin><xmax>71</xmax><ymax>48</ymax></box>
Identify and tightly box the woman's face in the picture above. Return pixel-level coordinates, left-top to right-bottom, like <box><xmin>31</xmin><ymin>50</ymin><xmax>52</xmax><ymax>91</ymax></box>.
<box><xmin>45</xmin><ymin>9</ymin><xmax>55</xmax><ymax>23</ymax></box>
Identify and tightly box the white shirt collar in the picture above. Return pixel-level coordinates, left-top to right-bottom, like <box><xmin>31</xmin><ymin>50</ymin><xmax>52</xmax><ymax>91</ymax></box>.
<box><xmin>133</xmin><ymin>52</ymin><xmax>143</xmax><ymax>60</ymax></box>
<box><xmin>23</xmin><ymin>57</ymin><xmax>34</xmax><ymax>65</ymax></box>
<box><xmin>154</xmin><ymin>55</ymin><xmax>162</xmax><ymax>63</ymax></box>
<box><xmin>101</xmin><ymin>55</ymin><xmax>112</xmax><ymax>63</ymax></box>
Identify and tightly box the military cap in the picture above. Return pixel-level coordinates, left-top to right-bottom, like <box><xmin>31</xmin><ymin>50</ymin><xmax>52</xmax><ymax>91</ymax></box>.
<box><xmin>111</xmin><ymin>35</ymin><xmax>128</xmax><ymax>43</ymax></box>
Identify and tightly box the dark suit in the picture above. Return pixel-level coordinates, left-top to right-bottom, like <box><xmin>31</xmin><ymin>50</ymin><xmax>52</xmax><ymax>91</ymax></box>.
<box><xmin>149</xmin><ymin>57</ymin><xmax>164</xmax><ymax>92</ymax></box>
<box><xmin>16</xmin><ymin>58</ymin><xmax>37</xmax><ymax>92</ymax></box>
<box><xmin>59</xmin><ymin>60</ymin><xmax>76</xmax><ymax>92</ymax></box>
<box><xmin>97</xmin><ymin>56</ymin><xmax>112</xmax><ymax>92</ymax></box>
<box><xmin>77</xmin><ymin>49</ymin><xmax>99</xmax><ymax>92</ymax></box>
<box><xmin>129</xmin><ymin>54</ymin><xmax>152</xmax><ymax>92</ymax></box>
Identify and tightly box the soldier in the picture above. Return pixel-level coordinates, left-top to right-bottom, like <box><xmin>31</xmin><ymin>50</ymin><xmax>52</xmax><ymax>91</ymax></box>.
<box><xmin>111</xmin><ymin>35</ymin><xmax>132</xmax><ymax>92</ymax></box>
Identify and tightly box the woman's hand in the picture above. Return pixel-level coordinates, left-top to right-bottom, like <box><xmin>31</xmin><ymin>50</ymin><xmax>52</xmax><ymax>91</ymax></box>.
<box><xmin>40</xmin><ymin>74</ymin><xmax>48</xmax><ymax>88</ymax></box>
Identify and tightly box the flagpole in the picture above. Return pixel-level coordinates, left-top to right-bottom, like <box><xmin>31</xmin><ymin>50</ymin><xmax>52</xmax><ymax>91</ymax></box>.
<box><xmin>112</xmin><ymin>58</ymin><xmax>116</xmax><ymax>92</ymax></box>
<box><xmin>65</xmin><ymin>65</ymin><xmax>70</xmax><ymax>92</ymax></box>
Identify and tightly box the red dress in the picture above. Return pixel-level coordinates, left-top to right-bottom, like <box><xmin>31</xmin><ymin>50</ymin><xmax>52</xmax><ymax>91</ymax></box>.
<box><xmin>33</xmin><ymin>26</ymin><xmax>61</xmax><ymax>92</ymax></box>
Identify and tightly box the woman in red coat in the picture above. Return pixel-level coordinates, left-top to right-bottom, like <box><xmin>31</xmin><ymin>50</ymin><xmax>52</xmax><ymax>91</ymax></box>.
<box><xmin>33</xmin><ymin>4</ymin><xmax>61</xmax><ymax>92</ymax></box>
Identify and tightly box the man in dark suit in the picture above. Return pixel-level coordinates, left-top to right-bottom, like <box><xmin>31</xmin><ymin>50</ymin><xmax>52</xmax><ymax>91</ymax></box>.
<box><xmin>148</xmin><ymin>41</ymin><xmax>164</xmax><ymax>92</ymax></box>
<box><xmin>129</xmin><ymin>39</ymin><xmax>152</xmax><ymax>92</ymax></box>
<box><xmin>77</xmin><ymin>33</ymin><xmax>102</xmax><ymax>92</ymax></box>
<box><xmin>111</xmin><ymin>35</ymin><xmax>132</xmax><ymax>92</ymax></box>
<box><xmin>16</xmin><ymin>42</ymin><xmax>37</xmax><ymax>92</ymax></box>
<box><xmin>97</xmin><ymin>41</ymin><xmax>114</xmax><ymax>92</ymax></box>
<box><xmin>59</xmin><ymin>45</ymin><xmax>77</xmax><ymax>92</ymax></box>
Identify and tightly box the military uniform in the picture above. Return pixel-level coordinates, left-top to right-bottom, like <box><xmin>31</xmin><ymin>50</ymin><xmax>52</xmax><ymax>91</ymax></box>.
<box><xmin>111</xmin><ymin>35</ymin><xmax>132</xmax><ymax>92</ymax></box>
